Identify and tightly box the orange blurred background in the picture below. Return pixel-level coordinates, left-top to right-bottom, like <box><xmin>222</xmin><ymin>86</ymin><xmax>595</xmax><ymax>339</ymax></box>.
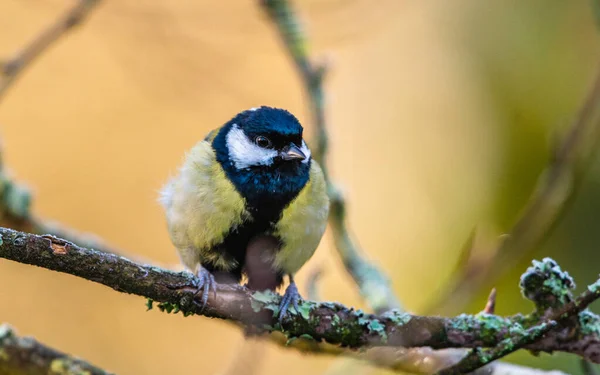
<box><xmin>1</xmin><ymin>1</ymin><xmax>599</xmax><ymax>374</ymax></box>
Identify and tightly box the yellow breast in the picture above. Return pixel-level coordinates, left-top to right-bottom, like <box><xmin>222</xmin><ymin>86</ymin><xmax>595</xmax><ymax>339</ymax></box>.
<box><xmin>159</xmin><ymin>140</ymin><xmax>250</xmax><ymax>271</ymax></box>
<box><xmin>272</xmin><ymin>162</ymin><xmax>329</xmax><ymax>275</ymax></box>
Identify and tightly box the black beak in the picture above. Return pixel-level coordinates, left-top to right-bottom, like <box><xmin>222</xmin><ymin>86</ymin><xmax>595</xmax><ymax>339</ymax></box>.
<box><xmin>280</xmin><ymin>143</ymin><xmax>306</xmax><ymax>161</ymax></box>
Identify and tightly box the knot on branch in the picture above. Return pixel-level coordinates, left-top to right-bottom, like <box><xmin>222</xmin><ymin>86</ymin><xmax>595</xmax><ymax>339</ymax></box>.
<box><xmin>520</xmin><ymin>258</ymin><xmax>575</xmax><ymax>311</ymax></box>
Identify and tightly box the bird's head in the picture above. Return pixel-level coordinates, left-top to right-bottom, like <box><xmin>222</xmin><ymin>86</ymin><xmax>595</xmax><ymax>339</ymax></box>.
<box><xmin>213</xmin><ymin>106</ymin><xmax>312</xmax><ymax>210</ymax></box>
<box><xmin>218</xmin><ymin>106</ymin><xmax>310</xmax><ymax>170</ymax></box>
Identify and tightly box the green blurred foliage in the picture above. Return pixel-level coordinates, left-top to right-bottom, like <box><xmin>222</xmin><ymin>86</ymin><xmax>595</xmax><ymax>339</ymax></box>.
<box><xmin>455</xmin><ymin>2</ymin><xmax>600</xmax><ymax>373</ymax></box>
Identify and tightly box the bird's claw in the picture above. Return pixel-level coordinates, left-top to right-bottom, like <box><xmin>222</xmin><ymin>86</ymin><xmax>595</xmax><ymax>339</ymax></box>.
<box><xmin>278</xmin><ymin>281</ymin><xmax>301</xmax><ymax>324</ymax></box>
<box><xmin>193</xmin><ymin>268</ymin><xmax>217</xmax><ymax>310</ymax></box>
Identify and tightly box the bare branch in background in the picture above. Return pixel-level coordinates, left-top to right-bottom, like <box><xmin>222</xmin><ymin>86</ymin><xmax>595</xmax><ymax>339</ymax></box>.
<box><xmin>261</xmin><ymin>0</ymin><xmax>402</xmax><ymax>315</ymax></box>
<box><xmin>1</xmin><ymin>228</ymin><xmax>599</xmax><ymax>370</ymax></box>
<box><xmin>429</xmin><ymin>62</ymin><xmax>600</xmax><ymax>315</ymax></box>
<box><xmin>0</xmin><ymin>323</ymin><xmax>113</xmax><ymax>375</ymax></box>
<box><xmin>0</xmin><ymin>0</ymin><xmax>101</xmax><ymax>101</ymax></box>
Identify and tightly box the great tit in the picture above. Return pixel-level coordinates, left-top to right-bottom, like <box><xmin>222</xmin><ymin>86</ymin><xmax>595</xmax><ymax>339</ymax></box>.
<box><xmin>160</xmin><ymin>106</ymin><xmax>329</xmax><ymax>320</ymax></box>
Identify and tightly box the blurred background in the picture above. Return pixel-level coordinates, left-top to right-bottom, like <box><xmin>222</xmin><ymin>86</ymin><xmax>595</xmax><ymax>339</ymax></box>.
<box><xmin>1</xmin><ymin>0</ymin><xmax>600</xmax><ymax>374</ymax></box>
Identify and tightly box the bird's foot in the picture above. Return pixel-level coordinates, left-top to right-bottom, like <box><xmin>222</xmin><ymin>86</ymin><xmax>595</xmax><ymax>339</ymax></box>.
<box><xmin>278</xmin><ymin>281</ymin><xmax>301</xmax><ymax>324</ymax></box>
<box><xmin>192</xmin><ymin>267</ymin><xmax>217</xmax><ymax>310</ymax></box>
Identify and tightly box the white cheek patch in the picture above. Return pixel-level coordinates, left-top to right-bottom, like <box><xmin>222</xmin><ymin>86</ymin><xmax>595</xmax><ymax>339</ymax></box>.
<box><xmin>226</xmin><ymin>124</ymin><xmax>278</xmax><ymax>169</ymax></box>
<box><xmin>300</xmin><ymin>140</ymin><xmax>311</xmax><ymax>164</ymax></box>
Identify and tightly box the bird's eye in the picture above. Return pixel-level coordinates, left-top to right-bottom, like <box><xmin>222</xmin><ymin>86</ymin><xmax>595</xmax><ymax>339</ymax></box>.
<box><xmin>254</xmin><ymin>135</ymin><xmax>272</xmax><ymax>148</ymax></box>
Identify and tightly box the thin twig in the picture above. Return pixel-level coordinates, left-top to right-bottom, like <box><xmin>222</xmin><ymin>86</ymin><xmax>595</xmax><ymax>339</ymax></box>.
<box><xmin>0</xmin><ymin>0</ymin><xmax>101</xmax><ymax>102</ymax></box>
<box><xmin>430</xmin><ymin>61</ymin><xmax>600</xmax><ymax>314</ymax></box>
<box><xmin>436</xmin><ymin>321</ymin><xmax>558</xmax><ymax>375</ymax></box>
<box><xmin>0</xmin><ymin>323</ymin><xmax>113</xmax><ymax>375</ymax></box>
<box><xmin>1</xmin><ymin>227</ymin><xmax>599</xmax><ymax>365</ymax></box>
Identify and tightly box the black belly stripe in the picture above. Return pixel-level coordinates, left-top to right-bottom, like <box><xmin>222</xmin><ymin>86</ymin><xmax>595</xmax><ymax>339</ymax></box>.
<box><xmin>201</xmin><ymin>183</ymin><xmax>301</xmax><ymax>284</ymax></box>
<box><xmin>201</xmin><ymin>216</ymin><xmax>283</xmax><ymax>285</ymax></box>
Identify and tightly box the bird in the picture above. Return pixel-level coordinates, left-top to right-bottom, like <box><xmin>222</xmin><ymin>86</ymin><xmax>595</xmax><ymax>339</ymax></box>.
<box><xmin>159</xmin><ymin>106</ymin><xmax>329</xmax><ymax>321</ymax></box>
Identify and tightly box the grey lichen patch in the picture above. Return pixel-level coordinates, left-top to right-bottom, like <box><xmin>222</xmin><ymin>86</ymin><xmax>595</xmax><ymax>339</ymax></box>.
<box><xmin>0</xmin><ymin>324</ymin><xmax>14</xmax><ymax>349</ymax></box>
<box><xmin>450</xmin><ymin>314</ymin><xmax>474</xmax><ymax>332</ymax></box>
<box><xmin>251</xmin><ymin>290</ymin><xmax>280</xmax><ymax>315</ymax></box>
<box><xmin>320</xmin><ymin>302</ymin><xmax>339</xmax><ymax>310</ymax></box>
<box><xmin>0</xmin><ymin>325</ymin><xmax>13</xmax><ymax>362</ymax></box>
<box><xmin>382</xmin><ymin>309</ymin><xmax>412</xmax><ymax>325</ymax></box>
<box><xmin>506</xmin><ymin>321</ymin><xmax>527</xmax><ymax>337</ymax></box>
<box><xmin>520</xmin><ymin>258</ymin><xmax>575</xmax><ymax>310</ymax></box>
<box><xmin>356</xmin><ymin>312</ymin><xmax>369</xmax><ymax>327</ymax></box>
<box><xmin>349</xmin><ymin>309</ymin><xmax>387</xmax><ymax>344</ymax></box>
<box><xmin>479</xmin><ymin>313</ymin><xmax>518</xmax><ymax>340</ymax></box>
<box><xmin>588</xmin><ymin>280</ymin><xmax>600</xmax><ymax>294</ymax></box>
<box><xmin>142</xmin><ymin>265</ymin><xmax>167</xmax><ymax>275</ymax></box>
<box><xmin>0</xmin><ymin>324</ymin><xmax>14</xmax><ymax>341</ymax></box>
<box><xmin>332</xmin><ymin>314</ymin><xmax>340</xmax><ymax>325</ymax></box>
<box><xmin>448</xmin><ymin>313</ymin><xmax>515</xmax><ymax>345</ymax></box>
<box><xmin>579</xmin><ymin>310</ymin><xmax>600</xmax><ymax>336</ymax></box>
<box><xmin>294</xmin><ymin>301</ymin><xmax>312</xmax><ymax>320</ymax></box>
<box><xmin>474</xmin><ymin>348</ymin><xmax>493</xmax><ymax>364</ymax></box>
<box><xmin>366</xmin><ymin>319</ymin><xmax>387</xmax><ymax>343</ymax></box>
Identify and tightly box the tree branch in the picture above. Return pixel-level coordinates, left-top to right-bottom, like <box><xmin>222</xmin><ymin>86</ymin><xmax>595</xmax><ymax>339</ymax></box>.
<box><xmin>1</xmin><ymin>227</ymin><xmax>599</xmax><ymax>367</ymax></box>
<box><xmin>0</xmin><ymin>323</ymin><xmax>112</xmax><ymax>375</ymax></box>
